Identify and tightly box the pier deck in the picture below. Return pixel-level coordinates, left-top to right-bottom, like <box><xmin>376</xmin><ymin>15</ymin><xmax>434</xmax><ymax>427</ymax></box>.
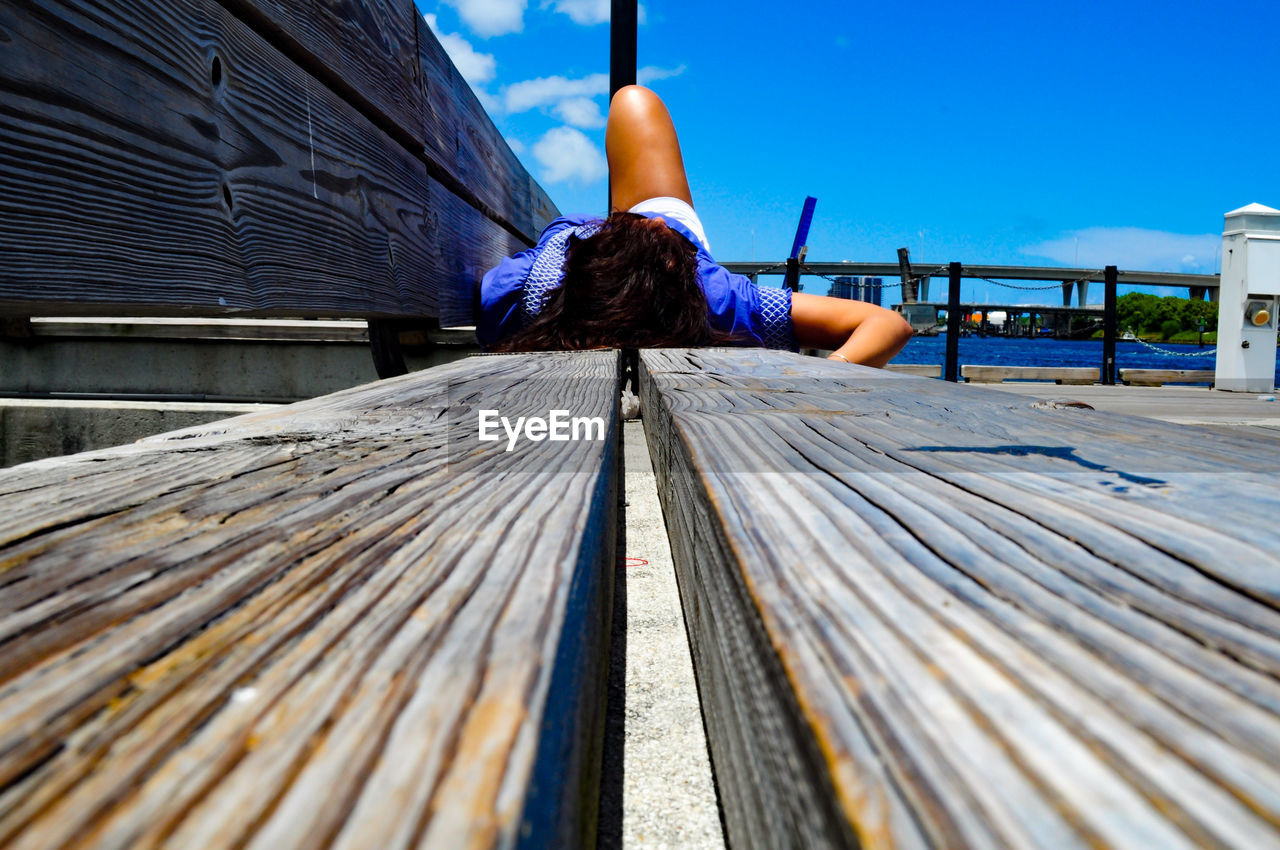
<box><xmin>641</xmin><ymin>347</ymin><xmax>1280</xmax><ymax>850</ymax></box>
<box><xmin>981</xmin><ymin>382</ymin><xmax>1280</xmax><ymax>439</ymax></box>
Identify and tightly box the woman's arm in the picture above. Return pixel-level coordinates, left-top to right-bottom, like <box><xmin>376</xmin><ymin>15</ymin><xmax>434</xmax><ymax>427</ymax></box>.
<box><xmin>790</xmin><ymin>292</ymin><xmax>913</xmax><ymax>368</ymax></box>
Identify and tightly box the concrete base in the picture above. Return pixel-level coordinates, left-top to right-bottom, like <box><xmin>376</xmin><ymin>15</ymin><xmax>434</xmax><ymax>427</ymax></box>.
<box><xmin>1</xmin><ymin>319</ymin><xmax>481</xmax><ymax>402</ymax></box>
<box><xmin>0</xmin><ymin>318</ymin><xmax>483</xmax><ymax>466</ymax></box>
<box><xmin>1214</xmin><ymin>377</ymin><xmax>1277</xmax><ymax>393</ymax></box>
<box><xmin>1</xmin><ymin>399</ymin><xmax>275</xmax><ymax>468</ymax></box>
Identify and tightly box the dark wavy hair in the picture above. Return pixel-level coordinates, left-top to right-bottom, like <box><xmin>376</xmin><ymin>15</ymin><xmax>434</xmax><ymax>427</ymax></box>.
<box><xmin>492</xmin><ymin>212</ymin><xmax>731</xmax><ymax>351</ymax></box>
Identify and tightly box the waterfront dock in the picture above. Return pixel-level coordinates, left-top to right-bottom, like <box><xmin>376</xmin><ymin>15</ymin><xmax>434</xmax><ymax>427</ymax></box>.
<box><xmin>4</xmin><ymin>2</ymin><xmax>1280</xmax><ymax>849</ymax></box>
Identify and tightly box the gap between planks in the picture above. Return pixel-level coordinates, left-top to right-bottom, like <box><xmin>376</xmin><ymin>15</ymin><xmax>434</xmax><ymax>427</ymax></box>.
<box><xmin>597</xmin><ymin>419</ymin><xmax>725</xmax><ymax>849</ymax></box>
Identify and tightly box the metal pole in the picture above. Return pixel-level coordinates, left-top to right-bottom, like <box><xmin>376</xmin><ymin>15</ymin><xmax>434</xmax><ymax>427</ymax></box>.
<box><xmin>945</xmin><ymin>262</ymin><xmax>962</xmax><ymax>382</ymax></box>
<box><xmin>609</xmin><ymin>0</ymin><xmax>637</xmax><ymax>99</ymax></box>
<box><xmin>1103</xmin><ymin>264</ymin><xmax>1118</xmax><ymax>385</ymax></box>
<box><xmin>783</xmin><ymin>256</ymin><xmax>800</xmax><ymax>293</ymax></box>
<box><xmin>897</xmin><ymin>248</ymin><xmax>917</xmax><ymax>303</ymax></box>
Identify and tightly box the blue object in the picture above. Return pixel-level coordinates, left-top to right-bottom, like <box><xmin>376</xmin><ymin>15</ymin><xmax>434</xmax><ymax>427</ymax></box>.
<box><xmin>478</xmin><ymin>213</ymin><xmax>796</xmax><ymax>351</ymax></box>
<box><xmin>789</xmin><ymin>196</ymin><xmax>818</xmax><ymax>259</ymax></box>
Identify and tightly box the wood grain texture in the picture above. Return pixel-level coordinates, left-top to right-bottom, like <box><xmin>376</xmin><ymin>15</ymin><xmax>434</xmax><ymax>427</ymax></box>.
<box><xmin>415</xmin><ymin>12</ymin><xmax>559</xmax><ymax>244</ymax></box>
<box><xmin>961</xmin><ymin>365</ymin><xmax>1100</xmax><ymax>384</ymax></box>
<box><xmin>885</xmin><ymin>363</ymin><xmax>942</xmax><ymax>377</ymax></box>
<box><xmin>226</xmin><ymin>0</ymin><xmax>556</xmax><ymax>245</ymax></box>
<box><xmin>1120</xmin><ymin>368</ymin><xmax>1216</xmax><ymax>386</ymax></box>
<box><xmin>640</xmin><ymin>347</ymin><xmax>1280</xmax><ymax>850</ymax></box>
<box><xmin>0</xmin><ymin>350</ymin><xmax>621</xmax><ymax>849</ymax></box>
<box><xmin>228</xmin><ymin>0</ymin><xmax>426</xmax><ymax>151</ymax></box>
<box><xmin>0</xmin><ymin>0</ymin><xmax>529</xmax><ymax>325</ymax></box>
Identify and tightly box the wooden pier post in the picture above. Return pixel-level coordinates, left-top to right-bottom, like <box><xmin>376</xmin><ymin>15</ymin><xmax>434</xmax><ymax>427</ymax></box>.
<box><xmin>1103</xmin><ymin>264</ymin><xmax>1118</xmax><ymax>385</ymax></box>
<box><xmin>945</xmin><ymin>262</ymin><xmax>962</xmax><ymax>382</ymax></box>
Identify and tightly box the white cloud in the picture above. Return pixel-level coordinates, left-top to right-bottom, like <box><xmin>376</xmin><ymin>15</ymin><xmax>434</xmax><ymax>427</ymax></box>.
<box><xmin>1021</xmin><ymin>227</ymin><xmax>1221</xmax><ymax>273</ymax></box>
<box><xmin>424</xmin><ymin>14</ymin><xmax>496</xmax><ymax>87</ymax></box>
<box><xmin>554</xmin><ymin>96</ymin><xmax>606</xmax><ymax>128</ymax></box>
<box><xmin>503</xmin><ymin>73</ymin><xmax>608</xmax><ymax>113</ymax></box>
<box><xmin>443</xmin><ymin>0</ymin><xmax>527</xmax><ymax>37</ymax></box>
<box><xmin>501</xmin><ymin>66</ymin><xmax>684</xmax><ymax>118</ymax></box>
<box><xmin>506</xmin><ymin>136</ymin><xmax>526</xmax><ymax>155</ymax></box>
<box><xmin>637</xmin><ymin>65</ymin><xmax>686</xmax><ymax>85</ymax></box>
<box><xmin>545</xmin><ymin>0</ymin><xmax>647</xmax><ymax>25</ymax></box>
<box><xmin>550</xmin><ymin>0</ymin><xmax>609</xmax><ymax>24</ymax></box>
<box><xmin>532</xmin><ymin>126</ymin><xmax>607</xmax><ymax>184</ymax></box>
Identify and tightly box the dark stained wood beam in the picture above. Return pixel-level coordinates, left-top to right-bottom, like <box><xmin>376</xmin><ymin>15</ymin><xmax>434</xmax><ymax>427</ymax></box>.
<box><xmin>0</xmin><ymin>0</ymin><xmax>554</xmax><ymax>324</ymax></box>
<box><xmin>640</xmin><ymin>347</ymin><xmax>1280</xmax><ymax>849</ymax></box>
<box><xmin>0</xmin><ymin>350</ymin><xmax>621</xmax><ymax>849</ymax></box>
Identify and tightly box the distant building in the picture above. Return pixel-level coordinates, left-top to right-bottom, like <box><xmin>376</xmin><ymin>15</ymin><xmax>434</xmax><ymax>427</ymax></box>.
<box><xmin>827</xmin><ymin>276</ymin><xmax>883</xmax><ymax>306</ymax></box>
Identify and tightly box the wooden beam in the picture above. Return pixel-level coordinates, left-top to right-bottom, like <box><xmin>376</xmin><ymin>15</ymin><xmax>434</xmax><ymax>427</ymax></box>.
<box><xmin>0</xmin><ymin>0</ymin><xmax>536</xmax><ymax>324</ymax></box>
<box><xmin>415</xmin><ymin>13</ymin><xmax>558</xmax><ymax>244</ymax></box>
<box><xmin>640</xmin><ymin>347</ymin><xmax>1280</xmax><ymax>849</ymax></box>
<box><xmin>220</xmin><ymin>0</ymin><xmax>426</xmax><ymax>153</ymax></box>
<box><xmin>961</xmin><ymin>365</ymin><xmax>1100</xmax><ymax>384</ymax></box>
<box><xmin>1120</xmin><ymin>368</ymin><xmax>1216</xmax><ymax>386</ymax></box>
<box><xmin>0</xmin><ymin>350</ymin><xmax>622</xmax><ymax>849</ymax></box>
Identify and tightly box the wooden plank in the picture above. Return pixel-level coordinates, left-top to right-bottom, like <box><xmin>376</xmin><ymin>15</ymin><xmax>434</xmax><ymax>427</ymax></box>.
<box><xmin>886</xmin><ymin>363</ymin><xmax>941</xmax><ymax>377</ymax></box>
<box><xmin>225</xmin><ymin>0</ymin><xmax>557</xmax><ymax>244</ymax></box>
<box><xmin>1121</xmin><ymin>368</ymin><xmax>1216</xmax><ymax>386</ymax></box>
<box><xmin>962</xmin><ymin>364</ymin><xmax>1100</xmax><ymax>384</ymax></box>
<box><xmin>22</xmin><ymin>318</ymin><xmax>370</xmax><ymax>343</ymax></box>
<box><xmin>416</xmin><ymin>12</ymin><xmax>559</xmax><ymax>243</ymax></box>
<box><xmin>0</xmin><ymin>350</ymin><xmax>621</xmax><ymax>849</ymax></box>
<box><xmin>640</xmin><ymin>348</ymin><xmax>1280</xmax><ymax>850</ymax></box>
<box><xmin>0</xmin><ymin>0</ymin><xmax>526</xmax><ymax>324</ymax></box>
<box><xmin>225</xmin><ymin>0</ymin><xmax>426</xmax><ymax>149</ymax></box>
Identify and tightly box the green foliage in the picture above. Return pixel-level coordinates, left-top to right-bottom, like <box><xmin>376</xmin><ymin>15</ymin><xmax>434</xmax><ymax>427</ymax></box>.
<box><xmin>1166</xmin><ymin>330</ymin><xmax>1217</xmax><ymax>344</ymax></box>
<box><xmin>1116</xmin><ymin>292</ymin><xmax>1218</xmax><ymax>339</ymax></box>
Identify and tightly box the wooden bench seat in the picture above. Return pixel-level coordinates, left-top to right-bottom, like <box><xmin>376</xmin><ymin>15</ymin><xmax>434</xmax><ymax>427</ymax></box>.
<box><xmin>0</xmin><ymin>351</ymin><xmax>620</xmax><ymax>849</ymax></box>
<box><xmin>962</xmin><ymin>364</ymin><xmax>1100</xmax><ymax>384</ymax></box>
<box><xmin>1120</xmin><ymin>368</ymin><xmax>1216</xmax><ymax>386</ymax></box>
<box><xmin>885</xmin><ymin>363</ymin><xmax>942</xmax><ymax>378</ymax></box>
<box><xmin>641</xmin><ymin>348</ymin><xmax>1280</xmax><ymax>850</ymax></box>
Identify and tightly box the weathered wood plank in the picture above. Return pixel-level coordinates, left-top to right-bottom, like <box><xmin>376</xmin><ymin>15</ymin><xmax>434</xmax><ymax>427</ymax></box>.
<box><xmin>0</xmin><ymin>0</ymin><xmax>527</xmax><ymax>324</ymax></box>
<box><xmin>885</xmin><ymin>363</ymin><xmax>941</xmax><ymax>377</ymax></box>
<box><xmin>226</xmin><ymin>0</ymin><xmax>425</xmax><ymax>150</ymax></box>
<box><xmin>225</xmin><ymin>0</ymin><xmax>556</xmax><ymax>244</ymax></box>
<box><xmin>640</xmin><ymin>348</ymin><xmax>1280</xmax><ymax>850</ymax></box>
<box><xmin>415</xmin><ymin>12</ymin><xmax>559</xmax><ymax>243</ymax></box>
<box><xmin>1120</xmin><ymin>368</ymin><xmax>1216</xmax><ymax>386</ymax></box>
<box><xmin>0</xmin><ymin>350</ymin><xmax>621</xmax><ymax>849</ymax></box>
<box><xmin>962</xmin><ymin>364</ymin><xmax>1100</xmax><ymax>384</ymax></box>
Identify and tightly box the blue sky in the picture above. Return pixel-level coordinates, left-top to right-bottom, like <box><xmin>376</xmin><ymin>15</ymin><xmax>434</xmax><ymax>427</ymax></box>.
<box><xmin>417</xmin><ymin>0</ymin><xmax>1280</xmax><ymax>302</ymax></box>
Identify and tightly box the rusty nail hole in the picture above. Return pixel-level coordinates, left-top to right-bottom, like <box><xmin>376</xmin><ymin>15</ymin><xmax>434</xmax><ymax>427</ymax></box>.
<box><xmin>211</xmin><ymin>56</ymin><xmax>223</xmax><ymax>88</ymax></box>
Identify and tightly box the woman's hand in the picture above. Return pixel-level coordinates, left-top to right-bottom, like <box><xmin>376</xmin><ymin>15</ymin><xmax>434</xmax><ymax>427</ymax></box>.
<box><xmin>790</xmin><ymin>292</ymin><xmax>913</xmax><ymax>368</ymax></box>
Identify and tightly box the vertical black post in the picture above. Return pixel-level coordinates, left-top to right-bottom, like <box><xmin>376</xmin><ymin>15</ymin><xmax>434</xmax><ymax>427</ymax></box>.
<box><xmin>609</xmin><ymin>0</ymin><xmax>638</xmax><ymax>99</ymax></box>
<box><xmin>783</xmin><ymin>256</ymin><xmax>800</xmax><ymax>293</ymax></box>
<box><xmin>897</xmin><ymin>248</ymin><xmax>917</xmax><ymax>303</ymax></box>
<box><xmin>608</xmin><ymin>0</ymin><xmax>637</xmax><ymax>211</ymax></box>
<box><xmin>945</xmin><ymin>262</ymin><xmax>962</xmax><ymax>382</ymax></box>
<box><xmin>1102</xmin><ymin>264</ymin><xmax>1118</xmax><ymax>385</ymax></box>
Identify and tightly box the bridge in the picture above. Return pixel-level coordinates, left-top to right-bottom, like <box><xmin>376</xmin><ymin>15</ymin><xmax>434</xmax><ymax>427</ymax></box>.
<box><xmin>722</xmin><ymin>261</ymin><xmax>1222</xmax><ymax>304</ymax></box>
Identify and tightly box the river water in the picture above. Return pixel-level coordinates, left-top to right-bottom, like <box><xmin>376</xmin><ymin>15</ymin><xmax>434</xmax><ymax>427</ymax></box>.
<box><xmin>892</xmin><ymin>334</ymin><xmax>1280</xmax><ymax>385</ymax></box>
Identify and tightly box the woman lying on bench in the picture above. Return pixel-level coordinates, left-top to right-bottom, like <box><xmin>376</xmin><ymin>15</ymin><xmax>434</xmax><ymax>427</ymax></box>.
<box><xmin>478</xmin><ymin>85</ymin><xmax>912</xmax><ymax>367</ymax></box>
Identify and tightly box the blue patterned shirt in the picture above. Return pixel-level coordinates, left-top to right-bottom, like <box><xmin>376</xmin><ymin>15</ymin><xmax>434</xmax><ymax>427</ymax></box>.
<box><xmin>477</xmin><ymin>213</ymin><xmax>796</xmax><ymax>351</ymax></box>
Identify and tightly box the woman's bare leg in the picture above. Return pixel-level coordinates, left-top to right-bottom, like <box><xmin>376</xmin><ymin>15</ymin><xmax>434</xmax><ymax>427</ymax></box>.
<box><xmin>606</xmin><ymin>85</ymin><xmax>693</xmax><ymax>212</ymax></box>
